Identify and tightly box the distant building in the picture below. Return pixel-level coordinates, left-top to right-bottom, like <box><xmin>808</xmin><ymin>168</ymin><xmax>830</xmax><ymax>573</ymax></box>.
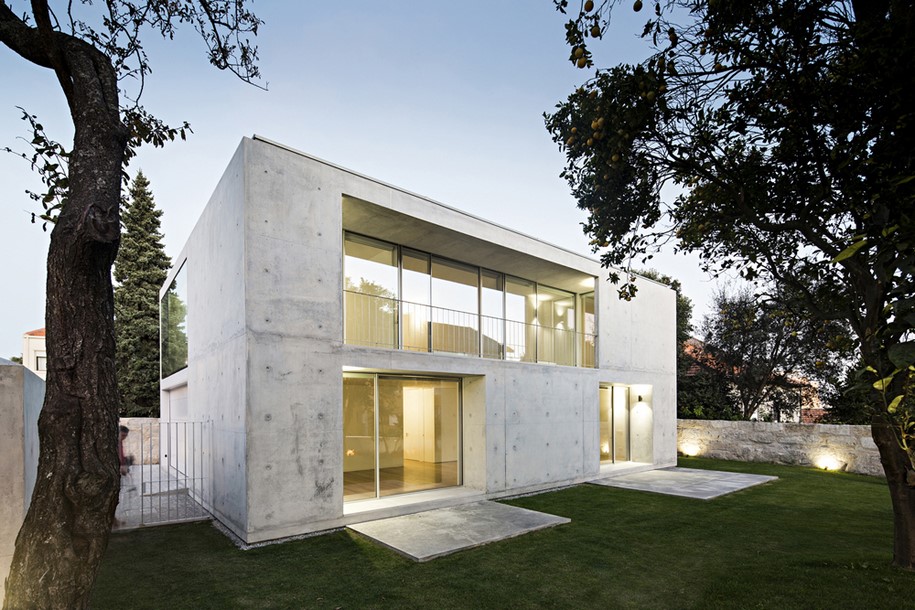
<box><xmin>21</xmin><ymin>328</ymin><xmax>46</xmax><ymax>380</ymax></box>
<box><xmin>682</xmin><ymin>336</ymin><xmax>825</xmax><ymax>423</ymax></box>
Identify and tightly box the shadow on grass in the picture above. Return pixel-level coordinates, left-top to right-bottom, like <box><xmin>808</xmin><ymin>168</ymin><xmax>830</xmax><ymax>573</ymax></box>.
<box><xmin>92</xmin><ymin>458</ymin><xmax>913</xmax><ymax>609</ymax></box>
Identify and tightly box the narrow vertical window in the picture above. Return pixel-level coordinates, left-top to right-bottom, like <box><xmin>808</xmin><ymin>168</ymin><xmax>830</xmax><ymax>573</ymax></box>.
<box><xmin>401</xmin><ymin>249</ymin><xmax>431</xmax><ymax>352</ymax></box>
<box><xmin>536</xmin><ymin>285</ymin><xmax>576</xmax><ymax>366</ymax></box>
<box><xmin>581</xmin><ymin>292</ymin><xmax>596</xmax><ymax>368</ymax></box>
<box><xmin>480</xmin><ymin>269</ymin><xmax>504</xmax><ymax>359</ymax></box>
<box><xmin>431</xmin><ymin>258</ymin><xmax>479</xmax><ymax>356</ymax></box>
<box><xmin>505</xmin><ymin>277</ymin><xmax>536</xmax><ymax>362</ymax></box>
<box><xmin>161</xmin><ymin>262</ymin><xmax>189</xmax><ymax>378</ymax></box>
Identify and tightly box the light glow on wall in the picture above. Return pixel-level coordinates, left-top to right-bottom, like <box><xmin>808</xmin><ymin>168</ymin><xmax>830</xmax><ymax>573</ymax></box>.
<box><xmin>680</xmin><ymin>442</ymin><xmax>703</xmax><ymax>457</ymax></box>
<box><xmin>814</xmin><ymin>453</ymin><xmax>847</xmax><ymax>472</ymax></box>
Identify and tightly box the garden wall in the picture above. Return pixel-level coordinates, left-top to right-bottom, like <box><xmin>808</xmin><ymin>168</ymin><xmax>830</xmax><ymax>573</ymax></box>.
<box><xmin>677</xmin><ymin>419</ymin><xmax>883</xmax><ymax>477</ymax></box>
<box><xmin>0</xmin><ymin>360</ymin><xmax>44</xmax><ymax>607</ymax></box>
<box><xmin>119</xmin><ymin>417</ymin><xmax>160</xmax><ymax>465</ymax></box>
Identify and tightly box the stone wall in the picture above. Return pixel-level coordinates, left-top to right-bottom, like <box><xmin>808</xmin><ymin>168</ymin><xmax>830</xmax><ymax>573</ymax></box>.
<box><xmin>677</xmin><ymin>419</ymin><xmax>883</xmax><ymax>477</ymax></box>
<box><xmin>120</xmin><ymin>417</ymin><xmax>160</xmax><ymax>465</ymax></box>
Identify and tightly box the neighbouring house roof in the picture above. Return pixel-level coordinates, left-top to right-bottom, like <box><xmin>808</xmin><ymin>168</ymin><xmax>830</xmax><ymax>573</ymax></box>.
<box><xmin>24</xmin><ymin>328</ymin><xmax>46</xmax><ymax>337</ymax></box>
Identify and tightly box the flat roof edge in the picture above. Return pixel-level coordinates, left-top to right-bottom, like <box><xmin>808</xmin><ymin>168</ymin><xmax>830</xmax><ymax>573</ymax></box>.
<box><xmin>250</xmin><ymin>135</ymin><xmax>602</xmax><ymax>266</ymax></box>
<box><xmin>249</xmin><ymin>135</ymin><xmax>672</xmax><ymax>294</ymax></box>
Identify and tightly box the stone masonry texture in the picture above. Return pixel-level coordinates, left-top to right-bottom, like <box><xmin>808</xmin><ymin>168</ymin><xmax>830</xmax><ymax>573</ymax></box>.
<box><xmin>677</xmin><ymin>419</ymin><xmax>883</xmax><ymax>477</ymax></box>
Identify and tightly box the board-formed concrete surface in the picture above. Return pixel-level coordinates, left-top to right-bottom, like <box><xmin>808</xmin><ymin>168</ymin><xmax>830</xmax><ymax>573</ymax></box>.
<box><xmin>590</xmin><ymin>467</ymin><xmax>776</xmax><ymax>500</ymax></box>
<box><xmin>347</xmin><ymin>501</ymin><xmax>570</xmax><ymax>561</ymax></box>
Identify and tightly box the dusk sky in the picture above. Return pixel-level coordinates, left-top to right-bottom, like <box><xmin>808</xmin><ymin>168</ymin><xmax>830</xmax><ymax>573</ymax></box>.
<box><xmin>0</xmin><ymin>2</ymin><xmax>729</xmax><ymax>359</ymax></box>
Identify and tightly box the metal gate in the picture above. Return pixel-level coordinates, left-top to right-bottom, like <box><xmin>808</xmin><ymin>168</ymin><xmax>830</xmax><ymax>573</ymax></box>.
<box><xmin>114</xmin><ymin>420</ymin><xmax>209</xmax><ymax>529</ymax></box>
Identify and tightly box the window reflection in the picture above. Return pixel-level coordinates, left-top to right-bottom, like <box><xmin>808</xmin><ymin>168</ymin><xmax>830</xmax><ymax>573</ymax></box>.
<box><xmin>342</xmin><ymin>231</ymin><xmax>594</xmax><ymax>367</ymax></box>
<box><xmin>431</xmin><ymin>258</ymin><xmax>479</xmax><ymax>356</ymax></box>
<box><xmin>161</xmin><ymin>262</ymin><xmax>189</xmax><ymax>378</ymax></box>
<box><xmin>344</xmin><ymin>235</ymin><xmax>398</xmax><ymax>349</ymax></box>
<box><xmin>344</xmin><ymin>373</ymin><xmax>461</xmax><ymax>501</ymax></box>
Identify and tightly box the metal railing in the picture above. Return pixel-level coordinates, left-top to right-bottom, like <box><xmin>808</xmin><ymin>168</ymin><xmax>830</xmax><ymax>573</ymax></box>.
<box><xmin>114</xmin><ymin>420</ymin><xmax>209</xmax><ymax>529</ymax></box>
<box><xmin>344</xmin><ymin>290</ymin><xmax>596</xmax><ymax>367</ymax></box>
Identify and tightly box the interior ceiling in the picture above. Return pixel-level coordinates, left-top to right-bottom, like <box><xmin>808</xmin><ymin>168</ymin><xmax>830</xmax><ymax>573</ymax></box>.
<box><xmin>342</xmin><ymin>196</ymin><xmax>595</xmax><ymax>293</ymax></box>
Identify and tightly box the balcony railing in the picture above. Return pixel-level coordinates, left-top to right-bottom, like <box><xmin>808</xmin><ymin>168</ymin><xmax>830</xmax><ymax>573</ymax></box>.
<box><xmin>344</xmin><ymin>290</ymin><xmax>596</xmax><ymax>368</ymax></box>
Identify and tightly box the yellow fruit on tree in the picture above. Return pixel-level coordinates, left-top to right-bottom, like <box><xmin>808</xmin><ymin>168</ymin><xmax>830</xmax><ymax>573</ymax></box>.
<box><xmin>633</xmin><ymin>0</ymin><xmax>643</xmax><ymax>11</ymax></box>
<box><xmin>574</xmin><ymin>46</ymin><xmax>585</xmax><ymax>59</ymax></box>
<box><xmin>585</xmin><ymin>0</ymin><xmax>595</xmax><ymax>12</ymax></box>
<box><xmin>577</xmin><ymin>56</ymin><xmax>587</xmax><ymax>68</ymax></box>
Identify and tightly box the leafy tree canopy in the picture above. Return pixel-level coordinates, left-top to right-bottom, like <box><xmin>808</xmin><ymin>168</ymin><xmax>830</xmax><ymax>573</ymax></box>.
<box><xmin>697</xmin><ymin>284</ymin><xmax>852</xmax><ymax>420</ymax></box>
<box><xmin>548</xmin><ymin>0</ymin><xmax>915</xmax><ymax>568</ymax></box>
<box><xmin>0</xmin><ymin>1</ymin><xmax>262</xmax><ymax>606</ymax></box>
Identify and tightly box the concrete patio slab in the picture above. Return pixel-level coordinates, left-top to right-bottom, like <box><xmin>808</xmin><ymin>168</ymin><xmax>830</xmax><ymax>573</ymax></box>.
<box><xmin>347</xmin><ymin>501</ymin><xmax>569</xmax><ymax>561</ymax></box>
<box><xmin>590</xmin><ymin>467</ymin><xmax>777</xmax><ymax>500</ymax></box>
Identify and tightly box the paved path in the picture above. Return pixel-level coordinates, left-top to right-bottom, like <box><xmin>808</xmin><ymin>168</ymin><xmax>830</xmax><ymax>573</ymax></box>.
<box><xmin>589</xmin><ymin>466</ymin><xmax>777</xmax><ymax>500</ymax></box>
<box><xmin>348</xmin><ymin>501</ymin><xmax>569</xmax><ymax>561</ymax></box>
<box><xmin>349</xmin><ymin>467</ymin><xmax>776</xmax><ymax>561</ymax></box>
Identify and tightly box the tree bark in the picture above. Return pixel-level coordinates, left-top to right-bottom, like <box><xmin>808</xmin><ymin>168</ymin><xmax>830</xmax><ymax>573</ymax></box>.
<box><xmin>872</xmin><ymin>415</ymin><xmax>915</xmax><ymax>571</ymax></box>
<box><xmin>2</xmin><ymin>30</ymin><xmax>128</xmax><ymax>610</ymax></box>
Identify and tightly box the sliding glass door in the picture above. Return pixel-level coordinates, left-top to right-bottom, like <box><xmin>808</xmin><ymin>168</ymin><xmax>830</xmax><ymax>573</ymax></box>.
<box><xmin>344</xmin><ymin>373</ymin><xmax>461</xmax><ymax>501</ymax></box>
<box><xmin>599</xmin><ymin>385</ymin><xmax>630</xmax><ymax>464</ymax></box>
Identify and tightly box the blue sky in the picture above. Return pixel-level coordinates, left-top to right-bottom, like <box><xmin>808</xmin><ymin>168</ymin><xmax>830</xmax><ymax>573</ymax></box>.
<box><xmin>0</xmin><ymin>2</ymin><xmax>724</xmax><ymax>358</ymax></box>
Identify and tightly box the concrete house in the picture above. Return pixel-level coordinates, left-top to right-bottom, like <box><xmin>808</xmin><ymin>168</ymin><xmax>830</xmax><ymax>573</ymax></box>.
<box><xmin>160</xmin><ymin>136</ymin><xmax>677</xmax><ymax>545</ymax></box>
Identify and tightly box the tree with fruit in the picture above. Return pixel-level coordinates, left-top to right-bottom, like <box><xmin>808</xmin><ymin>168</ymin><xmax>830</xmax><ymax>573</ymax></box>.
<box><xmin>548</xmin><ymin>0</ymin><xmax>915</xmax><ymax>568</ymax></box>
<box><xmin>0</xmin><ymin>1</ymin><xmax>261</xmax><ymax>606</ymax></box>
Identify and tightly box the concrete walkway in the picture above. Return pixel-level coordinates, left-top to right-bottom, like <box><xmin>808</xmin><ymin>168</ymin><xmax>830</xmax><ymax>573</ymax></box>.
<box><xmin>348</xmin><ymin>501</ymin><xmax>569</xmax><ymax>561</ymax></box>
<box><xmin>113</xmin><ymin>465</ymin><xmax>209</xmax><ymax>530</ymax></box>
<box><xmin>348</xmin><ymin>468</ymin><xmax>776</xmax><ymax>561</ymax></box>
<box><xmin>589</xmin><ymin>467</ymin><xmax>777</xmax><ymax>500</ymax></box>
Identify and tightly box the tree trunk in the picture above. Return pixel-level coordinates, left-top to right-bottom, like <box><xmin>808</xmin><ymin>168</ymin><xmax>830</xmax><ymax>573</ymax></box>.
<box><xmin>3</xmin><ymin>51</ymin><xmax>127</xmax><ymax>608</ymax></box>
<box><xmin>872</xmin><ymin>415</ymin><xmax>915</xmax><ymax>571</ymax></box>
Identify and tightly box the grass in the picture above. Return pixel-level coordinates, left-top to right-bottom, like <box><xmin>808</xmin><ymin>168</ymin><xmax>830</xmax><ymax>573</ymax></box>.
<box><xmin>92</xmin><ymin>458</ymin><xmax>914</xmax><ymax>609</ymax></box>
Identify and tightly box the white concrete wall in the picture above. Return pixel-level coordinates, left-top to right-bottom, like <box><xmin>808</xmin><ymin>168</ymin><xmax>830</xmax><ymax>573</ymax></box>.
<box><xmin>0</xmin><ymin>361</ymin><xmax>44</xmax><ymax>607</ymax></box>
<box><xmin>241</xmin><ymin>140</ymin><xmax>347</xmax><ymax>540</ymax></box>
<box><xmin>175</xmin><ymin>136</ymin><xmax>678</xmax><ymax>543</ymax></box>
<box><xmin>161</xmin><ymin>142</ymin><xmax>249</xmax><ymax>539</ymax></box>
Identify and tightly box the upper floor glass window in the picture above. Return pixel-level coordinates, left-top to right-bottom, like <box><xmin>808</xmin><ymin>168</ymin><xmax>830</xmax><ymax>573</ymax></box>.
<box><xmin>344</xmin><ymin>235</ymin><xmax>398</xmax><ymax>349</ymax></box>
<box><xmin>343</xmin><ymin>231</ymin><xmax>596</xmax><ymax>367</ymax></box>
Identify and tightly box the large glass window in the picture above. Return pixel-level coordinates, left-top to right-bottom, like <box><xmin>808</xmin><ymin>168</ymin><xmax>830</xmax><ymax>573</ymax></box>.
<box><xmin>341</xmin><ymin>231</ymin><xmax>596</xmax><ymax>368</ymax></box>
<box><xmin>344</xmin><ymin>373</ymin><xmax>461</xmax><ymax>501</ymax></box>
<box><xmin>431</xmin><ymin>258</ymin><xmax>479</xmax><ymax>356</ymax></box>
<box><xmin>161</xmin><ymin>262</ymin><xmax>189</xmax><ymax>378</ymax></box>
<box><xmin>344</xmin><ymin>235</ymin><xmax>398</xmax><ymax>349</ymax></box>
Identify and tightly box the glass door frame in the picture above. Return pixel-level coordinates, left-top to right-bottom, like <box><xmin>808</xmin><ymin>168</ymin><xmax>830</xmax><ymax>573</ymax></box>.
<box><xmin>343</xmin><ymin>372</ymin><xmax>464</xmax><ymax>502</ymax></box>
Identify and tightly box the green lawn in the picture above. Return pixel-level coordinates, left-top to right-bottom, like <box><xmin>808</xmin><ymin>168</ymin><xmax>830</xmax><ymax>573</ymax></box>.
<box><xmin>92</xmin><ymin>458</ymin><xmax>914</xmax><ymax>609</ymax></box>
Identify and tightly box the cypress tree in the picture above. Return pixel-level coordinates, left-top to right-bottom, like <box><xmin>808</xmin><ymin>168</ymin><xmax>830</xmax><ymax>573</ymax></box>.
<box><xmin>114</xmin><ymin>171</ymin><xmax>171</xmax><ymax>417</ymax></box>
